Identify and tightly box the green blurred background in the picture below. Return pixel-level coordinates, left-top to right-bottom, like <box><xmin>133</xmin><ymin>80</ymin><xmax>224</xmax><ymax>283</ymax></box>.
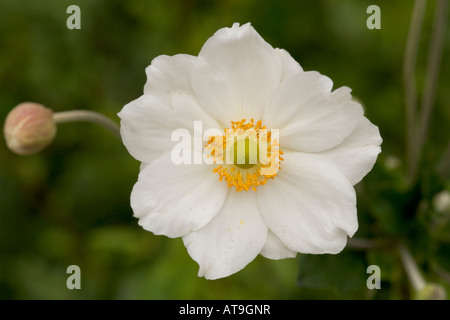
<box><xmin>0</xmin><ymin>0</ymin><xmax>449</xmax><ymax>299</ymax></box>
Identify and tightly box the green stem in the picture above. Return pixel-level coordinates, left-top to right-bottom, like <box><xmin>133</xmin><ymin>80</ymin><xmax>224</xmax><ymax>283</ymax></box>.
<box><xmin>437</xmin><ymin>137</ymin><xmax>450</xmax><ymax>177</ymax></box>
<box><xmin>346</xmin><ymin>237</ymin><xmax>389</xmax><ymax>250</ymax></box>
<box><xmin>53</xmin><ymin>110</ymin><xmax>121</xmax><ymax>140</ymax></box>
<box><xmin>417</xmin><ymin>0</ymin><xmax>448</xmax><ymax>168</ymax></box>
<box><xmin>403</xmin><ymin>0</ymin><xmax>426</xmax><ymax>185</ymax></box>
<box><xmin>398</xmin><ymin>243</ymin><xmax>426</xmax><ymax>292</ymax></box>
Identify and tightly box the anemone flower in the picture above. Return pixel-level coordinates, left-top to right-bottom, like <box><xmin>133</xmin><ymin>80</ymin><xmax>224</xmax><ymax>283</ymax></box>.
<box><xmin>118</xmin><ymin>23</ymin><xmax>382</xmax><ymax>279</ymax></box>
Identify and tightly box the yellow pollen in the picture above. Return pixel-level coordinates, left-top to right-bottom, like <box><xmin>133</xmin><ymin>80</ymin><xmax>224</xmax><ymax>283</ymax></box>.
<box><xmin>206</xmin><ymin>119</ymin><xmax>283</xmax><ymax>192</ymax></box>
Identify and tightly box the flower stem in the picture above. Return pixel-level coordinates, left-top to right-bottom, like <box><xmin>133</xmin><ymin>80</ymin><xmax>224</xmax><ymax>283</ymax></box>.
<box><xmin>417</xmin><ymin>0</ymin><xmax>448</xmax><ymax>170</ymax></box>
<box><xmin>398</xmin><ymin>243</ymin><xmax>426</xmax><ymax>292</ymax></box>
<box><xmin>53</xmin><ymin>110</ymin><xmax>121</xmax><ymax>140</ymax></box>
<box><xmin>346</xmin><ymin>237</ymin><xmax>389</xmax><ymax>250</ymax></box>
<box><xmin>437</xmin><ymin>137</ymin><xmax>450</xmax><ymax>177</ymax></box>
<box><xmin>403</xmin><ymin>0</ymin><xmax>426</xmax><ymax>185</ymax></box>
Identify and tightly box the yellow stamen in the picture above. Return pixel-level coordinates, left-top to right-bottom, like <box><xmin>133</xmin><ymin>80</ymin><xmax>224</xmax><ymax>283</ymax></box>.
<box><xmin>205</xmin><ymin>119</ymin><xmax>283</xmax><ymax>192</ymax></box>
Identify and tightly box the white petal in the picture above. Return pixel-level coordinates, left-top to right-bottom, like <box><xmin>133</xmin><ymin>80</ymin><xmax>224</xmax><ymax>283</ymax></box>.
<box><xmin>144</xmin><ymin>54</ymin><xmax>198</xmax><ymax>104</ymax></box>
<box><xmin>260</xmin><ymin>230</ymin><xmax>297</xmax><ymax>260</ymax></box>
<box><xmin>256</xmin><ymin>151</ymin><xmax>358</xmax><ymax>254</ymax></box>
<box><xmin>275</xmin><ymin>48</ymin><xmax>303</xmax><ymax>82</ymax></box>
<box><xmin>264</xmin><ymin>72</ymin><xmax>364</xmax><ymax>152</ymax></box>
<box><xmin>183</xmin><ymin>191</ymin><xmax>267</xmax><ymax>279</ymax></box>
<box><xmin>118</xmin><ymin>92</ymin><xmax>222</xmax><ymax>163</ymax></box>
<box><xmin>319</xmin><ymin>117</ymin><xmax>382</xmax><ymax>185</ymax></box>
<box><xmin>191</xmin><ymin>23</ymin><xmax>282</xmax><ymax>125</ymax></box>
<box><xmin>131</xmin><ymin>152</ymin><xmax>228</xmax><ymax>238</ymax></box>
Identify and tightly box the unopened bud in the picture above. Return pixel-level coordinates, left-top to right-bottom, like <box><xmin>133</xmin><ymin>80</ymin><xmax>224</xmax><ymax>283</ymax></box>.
<box><xmin>3</xmin><ymin>102</ymin><xmax>56</xmax><ymax>155</ymax></box>
<box><xmin>433</xmin><ymin>190</ymin><xmax>450</xmax><ymax>214</ymax></box>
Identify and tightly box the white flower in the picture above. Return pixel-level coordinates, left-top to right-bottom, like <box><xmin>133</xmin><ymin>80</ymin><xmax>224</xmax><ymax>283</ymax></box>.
<box><xmin>118</xmin><ymin>23</ymin><xmax>382</xmax><ymax>279</ymax></box>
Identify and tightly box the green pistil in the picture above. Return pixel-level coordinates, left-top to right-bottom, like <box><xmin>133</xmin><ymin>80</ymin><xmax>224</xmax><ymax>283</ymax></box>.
<box><xmin>232</xmin><ymin>137</ymin><xmax>259</xmax><ymax>169</ymax></box>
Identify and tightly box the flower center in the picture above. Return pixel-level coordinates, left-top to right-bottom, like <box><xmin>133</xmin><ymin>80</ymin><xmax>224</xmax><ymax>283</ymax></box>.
<box><xmin>232</xmin><ymin>136</ymin><xmax>259</xmax><ymax>169</ymax></box>
<box><xmin>206</xmin><ymin>119</ymin><xmax>283</xmax><ymax>192</ymax></box>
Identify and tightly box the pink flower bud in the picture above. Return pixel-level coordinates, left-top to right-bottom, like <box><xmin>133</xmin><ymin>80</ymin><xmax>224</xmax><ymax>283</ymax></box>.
<box><xmin>3</xmin><ymin>102</ymin><xmax>57</xmax><ymax>155</ymax></box>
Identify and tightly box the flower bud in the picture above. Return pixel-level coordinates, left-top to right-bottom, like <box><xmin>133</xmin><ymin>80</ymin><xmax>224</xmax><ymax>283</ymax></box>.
<box><xmin>3</xmin><ymin>102</ymin><xmax>56</xmax><ymax>155</ymax></box>
<box><xmin>433</xmin><ymin>190</ymin><xmax>450</xmax><ymax>214</ymax></box>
